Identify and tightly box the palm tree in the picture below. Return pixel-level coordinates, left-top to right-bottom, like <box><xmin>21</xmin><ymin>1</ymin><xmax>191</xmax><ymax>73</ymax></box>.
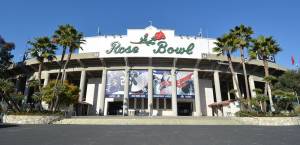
<box><xmin>52</xmin><ymin>24</ymin><xmax>84</xmax><ymax>110</ymax></box>
<box><xmin>230</xmin><ymin>25</ymin><xmax>253</xmax><ymax>109</ymax></box>
<box><xmin>249</xmin><ymin>36</ymin><xmax>281</xmax><ymax>112</ymax></box>
<box><xmin>28</xmin><ymin>37</ymin><xmax>57</xmax><ymax>91</ymax></box>
<box><xmin>52</xmin><ymin>24</ymin><xmax>84</xmax><ymax>84</ymax></box>
<box><xmin>214</xmin><ymin>33</ymin><xmax>242</xmax><ymax>100</ymax></box>
<box><xmin>61</xmin><ymin>31</ymin><xmax>84</xmax><ymax>83</ymax></box>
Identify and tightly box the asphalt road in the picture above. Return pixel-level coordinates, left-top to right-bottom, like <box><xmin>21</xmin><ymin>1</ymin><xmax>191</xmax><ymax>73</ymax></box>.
<box><xmin>0</xmin><ymin>125</ymin><xmax>299</xmax><ymax>145</ymax></box>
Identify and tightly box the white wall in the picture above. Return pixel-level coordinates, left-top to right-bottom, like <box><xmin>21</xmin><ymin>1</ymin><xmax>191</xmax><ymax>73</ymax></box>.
<box><xmin>80</xmin><ymin>26</ymin><xmax>216</xmax><ymax>59</ymax></box>
<box><xmin>85</xmin><ymin>78</ymin><xmax>102</xmax><ymax>115</ymax></box>
<box><xmin>199</xmin><ymin>79</ymin><xmax>214</xmax><ymax>116</ymax></box>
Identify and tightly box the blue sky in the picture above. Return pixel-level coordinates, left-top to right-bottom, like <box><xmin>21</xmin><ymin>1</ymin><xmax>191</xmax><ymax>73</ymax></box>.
<box><xmin>1</xmin><ymin>0</ymin><xmax>299</xmax><ymax>69</ymax></box>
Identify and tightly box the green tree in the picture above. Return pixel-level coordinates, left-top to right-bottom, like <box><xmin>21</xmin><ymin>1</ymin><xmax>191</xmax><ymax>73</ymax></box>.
<box><xmin>42</xmin><ymin>80</ymin><xmax>79</xmax><ymax>110</ymax></box>
<box><xmin>0</xmin><ymin>79</ymin><xmax>20</xmax><ymax>112</ymax></box>
<box><xmin>27</xmin><ymin>37</ymin><xmax>57</xmax><ymax>91</ymax></box>
<box><xmin>52</xmin><ymin>24</ymin><xmax>85</xmax><ymax>83</ymax></box>
<box><xmin>52</xmin><ymin>24</ymin><xmax>84</xmax><ymax>110</ymax></box>
<box><xmin>274</xmin><ymin>69</ymin><xmax>300</xmax><ymax>104</ymax></box>
<box><xmin>272</xmin><ymin>89</ymin><xmax>297</xmax><ymax>112</ymax></box>
<box><xmin>214</xmin><ymin>33</ymin><xmax>242</xmax><ymax>99</ymax></box>
<box><xmin>249</xmin><ymin>36</ymin><xmax>281</xmax><ymax>112</ymax></box>
<box><xmin>230</xmin><ymin>25</ymin><xmax>253</xmax><ymax>108</ymax></box>
<box><xmin>0</xmin><ymin>36</ymin><xmax>14</xmax><ymax>78</ymax></box>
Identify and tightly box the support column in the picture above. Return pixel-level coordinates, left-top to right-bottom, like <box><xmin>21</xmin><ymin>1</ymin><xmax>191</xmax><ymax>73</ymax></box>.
<box><xmin>42</xmin><ymin>72</ymin><xmax>50</xmax><ymax>110</ymax></box>
<box><xmin>232</xmin><ymin>73</ymin><xmax>240</xmax><ymax>98</ymax></box>
<box><xmin>43</xmin><ymin>73</ymin><xmax>50</xmax><ymax>87</ymax></box>
<box><xmin>193</xmin><ymin>70</ymin><xmax>201</xmax><ymax>116</ymax></box>
<box><xmin>15</xmin><ymin>76</ymin><xmax>21</xmax><ymax>93</ymax></box>
<box><xmin>248</xmin><ymin>75</ymin><xmax>256</xmax><ymax>98</ymax></box>
<box><xmin>99</xmin><ymin>69</ymin><xmax>107</xmax><ymax>116</ymax></box>
<box><xmin>79</xmin><ymin>70</ymin><xmax>86</xmax><ymax>102</ymax></box>
<box><xmin>24</xmin><ymin>80</ymin><xmax>30</xmax><ymax>103</ymax></box>
<box><xmin>214</xmin><ymin>71</ymin><xmax>222</xmax><ymax>102</ymax></box>
<box><xmin>214</xmin><ymin>71</ymin><xmax>222</xmax><ymax>116</ymax></box>
<box><xmin>171</xmin><ymin>68</ymin><xmax>177</xmax><ymax>116</ymax></box>
<box><xmin>123</xmin><ymin>68</ymin><xmax>129</xmax><ymax>116</ymax></box>
<box><xmin>63</xmin><ymin>72</ymin><xmax>67</xmax><ymax>81</ymax></box>
<box><xmin>226</xmin><ymin>82</ymin><xmax>231</xmax><ymax>100</ymax></box>
<box><xmin>148</xmin><ymin>68</ymin><xmax>153</xmax><ymax>116</ymax></box>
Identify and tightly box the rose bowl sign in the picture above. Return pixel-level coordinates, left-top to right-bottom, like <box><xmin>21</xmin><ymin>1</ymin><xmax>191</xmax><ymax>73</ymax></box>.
<box><xmin>80</xmin><ymin>26</ymin><xmax>217</xmax><ymax>59</ymax></box>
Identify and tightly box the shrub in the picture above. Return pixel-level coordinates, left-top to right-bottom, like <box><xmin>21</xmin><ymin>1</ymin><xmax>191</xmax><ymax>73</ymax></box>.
<box><xmin>295</xmin><ymin>105</ymin><xmax>300</xmax><ymax>115</ymax></box>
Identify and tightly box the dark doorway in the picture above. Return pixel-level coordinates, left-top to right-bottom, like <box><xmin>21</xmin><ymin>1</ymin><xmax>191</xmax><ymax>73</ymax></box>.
<box><xmin>108</xmin><ymin>101</ymin><xmax>123</xmax><ymax>115</ymax></box>
<box><xmin>177</xmin><ymin>102</ymin><xmax>193</xmax><ymax>116</ymax></box>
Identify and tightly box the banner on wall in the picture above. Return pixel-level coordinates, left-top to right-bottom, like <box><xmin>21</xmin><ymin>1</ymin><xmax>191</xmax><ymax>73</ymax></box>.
<box><xmin>176</xmin><ymin>71</ymin><xmax>195</xmax><ymax>99</ymax></box>
<box><xmin>105</xmin><ymin>70</ymin><xmax>125</xmax><ymax>98</ymax></box>
<box><xmin>129</xmin><ymin>70</ymin><xmax>148</xmax><ymax>98</ymax></box>
<box><xmin>153</xmin><ymin>70</ymin><xmax>172</xmax><ymax>98</ymax></box>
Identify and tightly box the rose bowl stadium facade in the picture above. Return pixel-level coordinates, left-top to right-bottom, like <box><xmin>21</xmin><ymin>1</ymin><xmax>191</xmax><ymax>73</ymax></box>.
<box><xmin>18</xmin><ymin>25</ymin><xmax>286</xmax><ymax>117</ymax></box>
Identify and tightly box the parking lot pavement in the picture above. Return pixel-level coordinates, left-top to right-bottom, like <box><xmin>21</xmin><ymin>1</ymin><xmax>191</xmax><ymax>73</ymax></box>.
<box><xmin>0</xmin><ymin>125</ymin><xmax>299</xmax><ymax>145</ymax></box>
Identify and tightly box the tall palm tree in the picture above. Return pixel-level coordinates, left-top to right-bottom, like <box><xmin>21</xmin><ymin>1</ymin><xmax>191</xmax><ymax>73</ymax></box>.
<box><xmin>230</xmin><ymin>24</ymin><xmax>253</xmax><ymax>109</ymax></box>
<box><xmin>52</xmin><ymin>24</ymin><xmax>84</xmax><ymax>84</ymax></box>
<box><xmin>28</xmin><ymin>37</ymin><xmax>57</xmax><ymax>91</ymax></box>
<box><xmin>52</xmin><ymin>24</ymin><xmax>84</xmax><ymax>110</ymax></box>
<box><xmin>214</xmin><ymin>33</ymin><xmax>242</xmax><ymax>100</ymax></box>
<box><xmin>61</xmin><ymin>31</ymin><xmax>84</xmax><ymax>83</ymax></box>
<box><xmin>249</xmin><ymin>36</ymin><xmax>281</xmax><ymax>112</ymax></box>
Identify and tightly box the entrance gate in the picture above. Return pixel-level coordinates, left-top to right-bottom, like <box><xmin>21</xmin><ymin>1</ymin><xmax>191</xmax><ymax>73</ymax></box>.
<box><xmin>177</xmin><ymin>102</ymin><xmax>193</xmax><ymax>116</ymax></box>
<box><xmin>108</xmin><ymin>101</ymin><xmax>123</xmax><ymax>115</ymax></box>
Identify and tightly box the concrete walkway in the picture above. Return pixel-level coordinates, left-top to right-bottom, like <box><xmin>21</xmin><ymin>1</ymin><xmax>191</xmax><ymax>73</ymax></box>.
<box><xmin>54</xmin><ymin>116</ymin><xmax>243</xmax><ymax>125</ymax></box>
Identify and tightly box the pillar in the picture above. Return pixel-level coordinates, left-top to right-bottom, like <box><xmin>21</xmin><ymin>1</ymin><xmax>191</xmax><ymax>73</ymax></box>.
<box><xmin>248</xmin><ymin>75</ymin><xmax>256</xmax><ymax>98</ymax></box>
<box><xmin>63</xmin><ymin>72</ymin><xmax>67</xmax><ymax>81</ymax></box>
<box><xmin>41</xmin><ymin>72</ymin><xmax>50</xmax><ymax>110</ymax></box>
<box><xmin>24</xmin><ymin>80</ymin><xmax>30</xmax><ymax>103</ymax></box>
<box><xmin>43</xmin><ymin>73</ymin><xmax>50</xmax><ymax>87</ymax></box>
<box><xmin>15</xmin><ymin>76</ymin><xmax>21</xmax><ymax>93</ymax></box>
<box><xmin>232</xmin><ymin>73</ymin><xmax>240</xmax><ymax>98</ymax></box>
<box><xmin>226</xmin><ymin>81</ymin><xmax>231</xmax><ymax>100</ymax></box>
<box><xmin>193</xmin><ymin>70</ymin><xmax>201</xmax><ymax>116</ymax></box>
<box><xmin>214</xmin><ymin>71</ymin><xmax>222</xmax><ymax>116</ymax></box>
<box><xmin>79</xmin><ymin>70</ymin><xmax>86</xmax><ymax>102</ymax></box>
<box><xmin>99</xmin><ymin>69</ymin><xmax>107</xmax><ymax>115</ymax></box>
<box><xmin>214</xmin><ymin>71</ymin><xmax>222</xmax><ymax>102</ymax></box>
<box><xmin>123</xmin><ymin>68</ymin><xmax>129</xmax><ymax>116</ymax></box>
<box><xmin>171</xmin><ymin>68</ymin><xmax>177</xmax><ymax>116</ymax></box>
<box><xmin>148</xmin><ymin>68</ymin><xmax>153</xmax><ymax>116</ymax></box>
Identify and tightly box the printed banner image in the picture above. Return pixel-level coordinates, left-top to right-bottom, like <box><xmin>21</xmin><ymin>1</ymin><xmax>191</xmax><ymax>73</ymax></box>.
<box><xmin>105</xmin><ymin>70</ymin><xmax>125</xmax><ymax>98</ymax></box>
<box><xmin>153</xmin><ymin>70</ymin><xmax>172</xmax><ymax>98</ymax></box>
<box><xmin>176</xmin><ymin>71</ymin><xmax>195</xmax><ymax>99</ymax></box>
<box><xmin>129</xmin><ymin>70</ymin><xmax>148</xmax><ymax>98</ymax></box>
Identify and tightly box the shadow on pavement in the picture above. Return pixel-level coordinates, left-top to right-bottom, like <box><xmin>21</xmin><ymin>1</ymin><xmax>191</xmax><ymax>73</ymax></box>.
<box><xmin>0</xmin><ymin>124</ymin><xmax>19</xmax><ymax>129</ymax></box>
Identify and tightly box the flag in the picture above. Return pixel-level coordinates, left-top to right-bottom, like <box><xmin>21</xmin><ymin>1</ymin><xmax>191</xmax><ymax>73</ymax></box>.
<box><xmin>291</xmin><ymin>55</ymin><xmax>295</xmax><ymax>65</ymax></box>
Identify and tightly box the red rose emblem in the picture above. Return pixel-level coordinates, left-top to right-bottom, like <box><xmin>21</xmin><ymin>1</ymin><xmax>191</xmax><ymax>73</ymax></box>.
<box><xmin>154</xmin><ymin>31</ymin><xmax>166</xmax><ymax>40</ymax></box>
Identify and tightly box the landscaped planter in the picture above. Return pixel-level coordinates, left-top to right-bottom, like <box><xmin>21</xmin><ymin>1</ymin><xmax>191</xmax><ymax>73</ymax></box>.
<box><xmin>3</xmin><ymin>115</ymin><xmax>62</xmax><ymax>124</ymax></box>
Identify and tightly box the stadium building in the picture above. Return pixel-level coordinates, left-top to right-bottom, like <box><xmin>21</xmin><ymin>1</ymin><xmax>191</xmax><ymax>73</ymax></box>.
<box><xmin>16</xmin><ymin>25</ymin><xmax>286</xmax><ymax>116</ymax></box>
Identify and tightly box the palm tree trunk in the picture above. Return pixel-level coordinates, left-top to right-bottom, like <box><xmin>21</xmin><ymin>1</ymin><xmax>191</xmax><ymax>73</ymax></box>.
<box><xmin>61</xmin><ymin>51</ymin><xmax>72</xmax><ymax>84</ymax></box>
<box><xmin>240</xmin><ymin>49</ymin><xmax>251</xmax><ymax>110</ymax></box>
<box><xmin>38</xmin><ymin>60</ymin><xmax>44</xmax><ymax>92</ymax></box>
<box><xmin>55</xmin><ymin>47</ymin><xmax>67</xmax><ymax>84</ymax></box>
<box><xmin>263</xmin><ymin>58</ymin><xmax>275</xmax><ymax>112</ymax></box>
<box><xmin>227</xmin><ymin>52</ymin><xmax>242</xmax><ymax>99</ymax></box>
<box><xmin>53</xmin><ymin>47</ymin><xmax>66</xmax><ymax>111</ymax></box>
